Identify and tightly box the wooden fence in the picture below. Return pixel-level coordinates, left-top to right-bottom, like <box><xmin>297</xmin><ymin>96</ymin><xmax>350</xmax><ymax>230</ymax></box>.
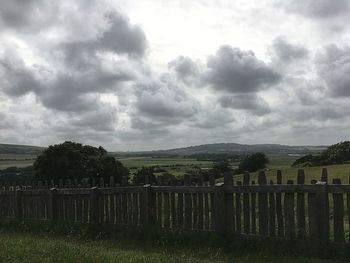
<box><xmin>0</xmin><ymin>169</ymin><xmax>350</xmax><ymax>243</ymax></box>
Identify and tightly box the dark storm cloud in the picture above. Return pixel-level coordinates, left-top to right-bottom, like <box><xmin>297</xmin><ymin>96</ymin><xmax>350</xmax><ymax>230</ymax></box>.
<box><xmin>315</xmin><ymin>45</ymin><xmax>350</xmax><ymax>97</ymax></box>
<box><xmin>219</xmin><ymin>94</ymin><xmax>271</xmax><ymax>116</ymax></box>
<box><xmin>272</xmin><ymin>37</ymin><xmax>309</xmax><ymax>63</ymax></box>
<box><xmin>284</xmin><ymin>0</ymin><xmax>349</xmax><ymax>19</ymax></box>
<box><xmin>205</xmin><ymin>45</ymin><xmax>281</xmax><ymax>93</ymax></box>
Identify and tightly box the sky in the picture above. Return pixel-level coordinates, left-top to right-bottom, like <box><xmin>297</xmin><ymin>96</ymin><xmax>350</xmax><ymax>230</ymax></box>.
<box><xmin>1</xmin><ymin>0</ymin><xmax>350</xmax><ymax>151</ymax></box>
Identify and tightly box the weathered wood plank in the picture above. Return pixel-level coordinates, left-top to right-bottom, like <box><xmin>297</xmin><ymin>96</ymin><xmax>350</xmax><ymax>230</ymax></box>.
<box><xmin>236</xmin><ymin>181</ymin><xmax>242</xmax><ymax>233</ymax></box>
<box><xmin>164</xmin><ymin>186</ymin><xmax>170</xmax><ymax>229</ymax></box>
<box><xmin>251</xmin><ymin>181</ymin><xmax>256</xmax><ymax>235</ymax></box>
<box><xmin>276</xmin><ymin>170</ymin><xmax>284</xmax><ymax>237</ymax></box>
<box><xmin>209</xmin><ymin>174</ymin><xmax>215</xmax><ymax>230</ymax></box>
<box><xmin>214</xmin><ymin>182</ymin><xmax>225</xmax><ymax>235</ymax></box>
<box><xmin>197</xmin><ymin>175</ymin><xmax>204</xmax><ymax>230</ymax></box>
<box><xmin>308</xmin><ymin>180</ymin><xmax>318</xmax><ymax>240</ymax></box>
<box><xmin>284</xmin><ymin>180</ymin><xmax>295</xmax><ymax>239</ymax></box>
<box><xmin>258</xmin><ymin>171</ymin><xmax>268</xmax><ymax>236</ymax></box>
<box><xmin>332</xmin><ymin>178</ymin><xmax>344</xmax><ymax>242</ymax></box>
<box><xmin>297</xmin><ymin>169</ymin><xmax>306</xmax><ymax>239</ymax></box>
<box><xmin>268</xmin><ymin>180</ymin><xmax>276</xmax><ymax>237</ymax></box>
<box><xmin>184</xmin><ymin>174</ymin><xmax>192</xmax><ymax>230</ymax></box>
<box><xmin>132</xmin><ymin>193</ymin><xmax>138</xmax><ymax>226</ymax></box>
<box><xmin>243</xmin><ymin>172</ymin><xmax>250</xmax><ymax>234</ymax></box>
<box><xmin>224</xmin><ymin>173</ymin><xmax>234</xmax><ymax>232</ymax></box>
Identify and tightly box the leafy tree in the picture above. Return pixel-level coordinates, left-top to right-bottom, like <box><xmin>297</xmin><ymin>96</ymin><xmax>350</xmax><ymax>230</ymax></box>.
<box><xmin>211</xmin><ymin>161</ymin><xmax>232</xmax><ymax>178</ymax></box>
<box><xmin>236</xmin><ymin>152</ymin><xmax>269</xmax><ymax>173</ymax></box>
<box><xmin>33</xmin><ymin>141</ymin><xmax>128</xmax><ymax>182</ymax></box>
<box><xmin>292</xmin><ymin>141</ymin><xmax>350</xmax><ymax>167</ymax></box>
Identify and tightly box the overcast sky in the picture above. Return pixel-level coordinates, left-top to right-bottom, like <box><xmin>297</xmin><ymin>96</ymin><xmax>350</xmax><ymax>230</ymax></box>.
<box><xmin>1</xmin><ymin>0</ymin><xmax>350</xmax><ymax>151</ymax></box>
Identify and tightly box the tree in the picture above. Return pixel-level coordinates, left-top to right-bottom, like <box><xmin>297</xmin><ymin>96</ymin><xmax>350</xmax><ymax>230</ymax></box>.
<box><xmin>33</xmin><ymin>141</ymin><xmax>128</xmax><ymax>182</ymax></box>
<box><xmin>236</xmin><ymin>152</ymin><xmax>269</xmax><ymax>173</ymax></box>
<box><xmin>211</xmin><ymin>161</ymin><xmax>232</xmax><ymax>178</ymax></box>
<box><xmin>292</xmin><ymin>141</ymin><xmax>350</xmax><ymax>167</ymax></box>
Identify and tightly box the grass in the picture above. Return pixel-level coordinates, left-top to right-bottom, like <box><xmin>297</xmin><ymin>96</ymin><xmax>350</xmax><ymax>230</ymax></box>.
<box><xmin>0</xmin><ymin>231</ymin><xmax>348</xmax><ymax>263</ymax></box>
<box><xmin>0</xmin><ymin>154</ymin><xmax>36</xmax><ymax>169</ymax></box>
<box><xmin>118</xmin><ymin>156</ymin><xmax>213</xmax><ymax>177</ymax></box>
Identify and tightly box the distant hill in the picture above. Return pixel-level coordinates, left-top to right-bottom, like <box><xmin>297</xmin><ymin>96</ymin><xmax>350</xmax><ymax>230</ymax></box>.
<box><xmin>0</xmin><ymin>143</ymin><xmax>45</xmax><ymax>155</ymax></box>
<box><xmin>1</xmin><ymin>142</ymin><xmax>327</xmax><ymax>156</ymax></box>
<box><xmin>135</xmin><ymin>143</ymin><xmax>327</xmax><ymax>156</ymax></box>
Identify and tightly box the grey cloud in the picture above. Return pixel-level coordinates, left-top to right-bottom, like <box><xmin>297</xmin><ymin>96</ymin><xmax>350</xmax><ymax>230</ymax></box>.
<box><xmin>60</xmin><ymin>11</ymin><xmax>148</xmax><ymax>71</ymax></box>
<box><xmin>0</xmin><ymin>8</ymin><xmax>145</xmax><ymax>114</ymax></box>
<box><xmin>191</xmin><ymin>108</ymin><xmax>235</xmax><ymax>129</ymax></box>
<box><xmin>205</xmin><ymin>45</ymin><xmax>281</xmax><ymax>93</ymax></box>
<box><xmin>135</xmin><ymin>81</ymin><xmax>199</xmax><ymax>125</ymax></box>
<box><xmin>0</xmin><ymin>0</ymin><xmax>54</xmax><ymax>30</ymax></box>
<box><xmin>131</xmin><ymin>118</ymin><xmax>170</xmax><ymax>137</ymax></box>
<box><xmin>284</xmin><ymin>0</ymin><xmax>349</xmax><ymax>18</ymax></box>
<box><xmin>0</xmin><ymin>55</ymin><xmax>43</xmax><ymax>96</ymax></box>
<box><xmin>168</xmin><ymin>56</ymin><xmax>199</xmax><ymax>80</ymax></box>
<box><xmin>272</xmin><ymin>37</ymin><xmax>309</xmax><ymax>63</ymax></box>
<box><xmin>67</xmin><ymin>107</ymin><xmax>117</xmax><ymax>132</ymax></box>
<box><xmin>99</xmin><ymin>11</ymin><xmax>147</xmax><ymax>57</ymax></box>
<box><xmin>316</xmin><ymin>45</ymin><xmax>350</xmax><ymax>97</ymax></box>
<box><xmin>219</xmin><ymin>94</ymin><xmax>271</xmax><ymax>116</ymax></box>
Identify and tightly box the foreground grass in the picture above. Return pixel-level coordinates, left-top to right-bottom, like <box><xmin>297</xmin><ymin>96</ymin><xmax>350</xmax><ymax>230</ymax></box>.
<box><xmin>0</xmin><ymin>232</ymin><xmax>348</xmax><ymax>263</ymax></box>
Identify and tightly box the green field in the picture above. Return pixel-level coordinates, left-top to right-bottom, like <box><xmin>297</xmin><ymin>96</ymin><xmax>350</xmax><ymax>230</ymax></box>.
<box><xmin>2</xmin><ymin>152</ymin><xmax>350</xmax><ymax>185</ymax></box>
<box><xmin>0</xmin><ymin>232</ymin><xmax>346</xmax><ymax>263</ymax></box>
<box><xmin>0</xmin><ymin>154</ymin><xmax>36</xmax><ymax>169</ymax></box>
<box><xmin>117</xmin><ymin>156</ymin><xmax>214</xmax><ymax>177</ymax></box>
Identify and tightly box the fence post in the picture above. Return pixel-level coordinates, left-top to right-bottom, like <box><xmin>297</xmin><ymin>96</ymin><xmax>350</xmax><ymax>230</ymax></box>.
<box><xmin>14</xmin><ymin>188</ymin><xmax>23</xmax><ymax>221</ymax></box>
<box><xmin>258</xmin><ymin>171</ymin><xmax>268</xmax><ymax>236</ymax></box>
<box><xmin>316</xmin><ymin>184</ymin><xmax>329</xmax><ymax>242</ymax></box>
<box><xmin>89</xmin><ymin>186</ymin><xmax>99</xmax><ymax>224</ymax></box>
<box><xmin>214</xmin><ymin>182</ymin><xmax>226</xmax><ymax>236</ymax></box>
<box><xmin>224</xmin><ymin>173</ymin><xmax>234</xmax><ymax>233</ymax></box>
<box><xmin>141</xmin><ymin>184</ymin><xmax>156</xmax><ymax>226</ymax></box>
<box><xmin>49</xmin><ymin>188</ymin><xmax>58</xmax><ymax>222</ymax></box>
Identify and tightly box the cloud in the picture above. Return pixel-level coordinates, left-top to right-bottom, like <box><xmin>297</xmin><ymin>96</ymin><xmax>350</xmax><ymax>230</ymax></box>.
<box><xmin>0</xmin><ymin>0</ymin><xmax>56</xmax><ymax>31</ymax></box>
<box><xmin>272</xmin><ymin>37</ymin><xmax>309</xmax><ymax>63</ymax></box>
<box><xmin>204</xmin><ymin>45</ymin><xmax>281</xmax><ymax>93</ymax></box>
<box><xmin>0</xmin><ymin>8</ymin><xmax>147</xmax><ymax>114</ymax></box>
<box><xmin>219</xmin><ymin>94</ymin><xmax>271</xmax><ymax>116</ymax></box>
<box><xmin>315</xmin><ymin>44</ymin><xmax>350</xmax><ymax>97</ymax></box>
<box><xmin>283</xmin><ymin>0</ymin><xmax>349</xmax><ymax>19</ymax></box>
<box><xmin>99</xmin><ymin>11</ymin><xmax>147</xmax><ymax>57</ymax></box>
<box><xmin>168</xmin><ymin>56</ymin><xmax>200</xmax><ymax>81</ymax></box>
<box><xmin>0</xmin><ymin>54</ymin><xmax>43</xmax><ymax>97</ymax></box>
<box><xmin>133</xmin><ymin>79</ymin><xmax>200</xmax><ymax>127</ymax></box>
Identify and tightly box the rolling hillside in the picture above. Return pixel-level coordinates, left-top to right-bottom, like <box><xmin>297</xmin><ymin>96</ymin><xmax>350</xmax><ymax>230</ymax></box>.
<box><xmin>0</xmin><ymin>143</ymin><xmax>44</xmax><ymax>155</ymax></box>
<box><xmin>122</xmin><ymin>143</ymin><xmax>327</xmax><ymax>156</ymax></box>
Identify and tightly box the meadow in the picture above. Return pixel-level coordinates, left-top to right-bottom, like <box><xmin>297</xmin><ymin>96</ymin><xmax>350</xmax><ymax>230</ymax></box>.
<box><xmin>0</xmin><ymin>231</ymin><xmax>347</xmax><ymax>263</ymax></box>
<box><xmin>2</xmin><ymin>152</ymin><xmax>350</xmax><ymax>184</ymax></box>
<box><xmin>0</xmin><ymin>154</ymin><xmax>37</xmax><ymax>169</ymax></box>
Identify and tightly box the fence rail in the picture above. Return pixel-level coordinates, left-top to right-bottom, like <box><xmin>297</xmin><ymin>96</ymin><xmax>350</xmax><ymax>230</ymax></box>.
<box><xmin>1</xmin><ymin>169</ymin><xmax>350</xmax><ymax>243</ymax></box>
